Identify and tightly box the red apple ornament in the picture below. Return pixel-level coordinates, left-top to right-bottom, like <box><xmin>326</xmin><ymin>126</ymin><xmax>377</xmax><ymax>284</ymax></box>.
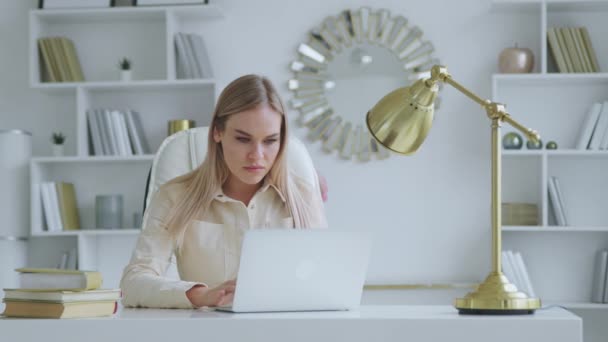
<box><xmin>498</xmin><ymin>44</ymin><xmax>534</xmax><ymax>73</ymax></box>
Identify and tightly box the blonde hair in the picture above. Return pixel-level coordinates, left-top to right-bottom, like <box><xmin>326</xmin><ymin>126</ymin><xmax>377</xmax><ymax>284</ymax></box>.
<box><xmin>164</xmin><ymin>74</ymin><xmax>316</xmax><ymax>245</ymax></box>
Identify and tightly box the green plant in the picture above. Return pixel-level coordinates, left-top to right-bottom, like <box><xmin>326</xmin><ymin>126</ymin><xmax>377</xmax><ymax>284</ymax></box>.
<box><xmin>51</xmin><ymin>132</ymin><xmax>65</xmax><ymax>145</ymax></box>
<box><xmin>118</xmin><ymin>57</ymin><xmax>131</xmax><ymax>70</ymax></box>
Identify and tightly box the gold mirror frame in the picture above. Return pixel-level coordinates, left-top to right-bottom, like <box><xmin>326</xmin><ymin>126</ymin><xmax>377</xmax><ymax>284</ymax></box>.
<box><xmin>288</xmin><ymin>7</ymin><xmax>440</xmax><ymax>162</ymax></box>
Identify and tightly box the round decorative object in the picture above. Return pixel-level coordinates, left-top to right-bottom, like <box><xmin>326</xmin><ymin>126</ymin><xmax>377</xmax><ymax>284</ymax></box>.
<box><xmin>288</xmin><ymin>7</ymin><xmax>440</xmax><ymax>162</ymax></box>
<box><xmin>498</xmin><ymin>43</ymin><xmax>534</xmax><ymax>73</ymax></box>
<box><xmin>526</xmin><ymin>138</ymin><xmax>542</xmax><ymax>149</ymax></box>
<box><xmin>502</xmin><ymin>132</ymin><xmax>523</xmax><ymax>150</ymax></box>
<box><xmin>546</xmin><ymin>141</ymin><xmax>558</xmax><ymax>150</ymax></box>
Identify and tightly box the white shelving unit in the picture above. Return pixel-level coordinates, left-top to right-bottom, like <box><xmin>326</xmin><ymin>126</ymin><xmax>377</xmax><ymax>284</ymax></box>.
<box><xmin>493</xmin><ymin>1</ymin><xmax>608</xmax><ymax>341</ymax></box>
<box><xmin>28</xmin><ymin>4</ymin><xmax>222</xmax><ymax>288</ymax></box>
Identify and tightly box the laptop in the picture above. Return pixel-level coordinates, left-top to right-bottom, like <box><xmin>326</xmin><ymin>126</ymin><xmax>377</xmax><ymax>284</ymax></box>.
<box><xmin>216</xmin><ymin>229</ymin><xmax>371</xmax><ymax>313</ymax></box>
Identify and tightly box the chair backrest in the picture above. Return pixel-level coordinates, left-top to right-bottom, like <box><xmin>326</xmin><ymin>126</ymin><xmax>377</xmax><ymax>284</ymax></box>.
<box><xmin>144</xmin><ymin>127</ymin><xmax>317</xmax><ymax>210</ymax></box>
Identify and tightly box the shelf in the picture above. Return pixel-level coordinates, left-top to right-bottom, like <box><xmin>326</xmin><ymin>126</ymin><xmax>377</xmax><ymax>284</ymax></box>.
<box><xmin>31</xmin><ymin>155</ymin><xmax>154</xmax><ymax>163</ymax></box>
<box><xmin>31</xmin><ymin>229</ymin><xmax>141</xmax><ymax>237</ymax></box>
<box><xmin>30</xmin><ymin>4</ymin><xmax>223</xmax><ymax>22</ymax></box>
<box><xmin>545</xmin><ymin>302</ymin><xmax>608</xmax><ymax>310</ymax></box>
<box><xmin>503</xmin><ymin>150</ymin><xmax>608</xmax><ymax>157</ymax></box>
<box><xmin>31</xmin><ymin>79</ymin><xmax>216</xmax><ymax>94</ymax></box>
<box><xmin>493</xmin><ymin>73</ymin><xmax>608</xmax><ymax>85</ymax></box>
<box><xmin>503</xmin><ymin>226</ymin><xmax>608</xmax><ymax>232</ymax></box>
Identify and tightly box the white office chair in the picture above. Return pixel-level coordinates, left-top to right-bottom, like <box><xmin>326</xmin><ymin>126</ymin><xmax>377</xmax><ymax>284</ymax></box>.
<box><xmin>143</xmin><ymin>127</ymin><xmax>319</xmax><ymax>213</ymax></box>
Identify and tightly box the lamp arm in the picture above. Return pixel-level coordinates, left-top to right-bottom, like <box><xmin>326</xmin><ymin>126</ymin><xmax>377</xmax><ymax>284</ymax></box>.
<box><xmin>428</xmin><ymin>66</ymin><xmax>540</xmax><ymax>142</ymax></box>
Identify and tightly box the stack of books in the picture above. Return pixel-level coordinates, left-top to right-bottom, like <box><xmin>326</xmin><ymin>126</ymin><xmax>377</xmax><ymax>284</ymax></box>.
<box><xmin>576</xmin><ymin>102</ymin><xmax>608</xmax><ymax>150</ymax></box>
<box><xmin>2</xmin><ymin>268</ymin><xmax>120</xmax><ymax>319</ymax></box>
<box><xmin>87</xmin><ymin>108</ymin><xmax>150</xmax><ymax>156</ymax></box>
<box><xmin>502</xmin><ymin>249</ymin><xmax>536</xmax><ymax>298</ymax></box>
<box><xmin>548</xmin><ymin>176</ymin><xmax>568</xmax><ymax>226</ymax></box>
<box><xmin>40</xmin><ymin>181</ymin><xmax>81</xmax><ymax>232</ymax></box>
<box><xmin>591</xmin><ymin>250</ymin><xmax>608</xmax><ymax>303</ymax></box>
<box><xmin>174</xmin><ymin>32</ymin><xmax>213</xmax><ymax>79</ymax></box>
<box><xmin>38</xmin><ymin>37</ymin><xmax>85</xmax><ymax>82</ymax></box>
<box><xmin>547</xmin><ymin>26</ymin><xmax>599</xmax><ymax>73</ymax></box>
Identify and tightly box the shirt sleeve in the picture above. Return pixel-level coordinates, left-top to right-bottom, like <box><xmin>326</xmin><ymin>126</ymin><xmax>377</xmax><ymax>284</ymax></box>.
<box><xmin>119</xmin><ymin>186</ymin><xmax>205</xmax><ymax>309</ymax></box>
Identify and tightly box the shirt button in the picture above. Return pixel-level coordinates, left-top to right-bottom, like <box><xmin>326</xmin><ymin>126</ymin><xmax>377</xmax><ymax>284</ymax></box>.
<box><xmin>250</xmin><ymin>204</ymin><xmax>255</xmax><ymax>210</ymax></box>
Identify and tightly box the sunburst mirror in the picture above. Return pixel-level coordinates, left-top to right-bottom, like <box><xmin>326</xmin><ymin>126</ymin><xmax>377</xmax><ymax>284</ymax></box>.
<box><xmin>288</xmin><ymin>7</ymin><xmax>440</xmax><ymax>162</ymax></box>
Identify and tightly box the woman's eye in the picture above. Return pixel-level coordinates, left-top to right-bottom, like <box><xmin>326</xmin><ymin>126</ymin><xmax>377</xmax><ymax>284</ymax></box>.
<box><xmin>236</xmin><ymin>137</ymin><xmax>249</xmax><ymax>143</ymax></box>
<box><xmin>264</xmin><ymin>139</ymin><xmax>278</xmax><ymax>145</ymax></box>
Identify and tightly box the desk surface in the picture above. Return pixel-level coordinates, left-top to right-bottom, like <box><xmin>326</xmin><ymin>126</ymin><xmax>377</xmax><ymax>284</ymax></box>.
<box><xmin>1</xmin><ymin>305</ymin><xmax>582</xmax><ymax>342</ymax></box>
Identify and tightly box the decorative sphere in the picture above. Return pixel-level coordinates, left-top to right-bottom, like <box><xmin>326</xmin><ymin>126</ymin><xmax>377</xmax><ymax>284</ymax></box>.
<box><xmin>503</xmin><ymin>132</ymin><xmax>523</xmax><ymax>150</ymax></box>
<box><xmin>526</xmin><ymin>139</ymin><xmax>543</xmax><ymax>149</ymax></box>
<box><xmin>546</xmin><ymin>141</ymin><xmax>558</xmax><ymax>150</ymax></box>
<box><xmin>498</xmin><ymin>44</ymin><xmax>535</xmax><ymax>73</ymax></box>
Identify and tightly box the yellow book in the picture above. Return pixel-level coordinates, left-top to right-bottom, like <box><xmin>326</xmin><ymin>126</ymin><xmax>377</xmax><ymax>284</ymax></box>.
<box><xmin>547</xmin><ymin>28</ymin><xmax>567</xmax><ymax>73</ymax></box>
<box><xmin>37</xmin><ymin>38</ymin><xmax>55</xmax><ymax>82</ymax></box>
<box><xmin>49</xmin><ymin>37</ymin><xmax>69</xmax><ymax>82</ymax></box>
<box><xmin>580</xmin><ymin>27</ymin><xmax>600</xmax><ymax>72</ymax></box>
<box><xmin>560</xmin><ymin>27</ymin><xmax>583</xmax><ymax>73</ymax></box>
<box><xmin>55</xmin><ymin>182</ymin><xmax>81</xmax><ymax>231</ymax></box>
<box><xmin>2</xmin><ymin>300</ymin><xmax>117</xmax><ymax>318</ymax></box>
<box><xmin>42</xmin><ymin>38</ymin><xmax>62</xmax><ymax>82</ymax></box>
<box><xmin>570</xmin><ymin>27</ymin><xmax>591</xmax><ymax>72</ymax></box>
<box><xmin>15</xmin><ymin>268</ymin><xmax>102</xmax><ymax>291</ymax></box>
<box><xmin>3</xmin><ymin>289</ymin><xmax>120</xmax><ymax>302</ymax></box>
<box><xmin>65</xmin><ymin>38</ymin><xmax>85</xmax><ymax>81</ymax></box>
<box><xmin>554</xmin><ymin>28</ymin><xmax>573</xmax><ymax>73</ymax></box>
<box><xmin>58</xmin><ymin>37</ymin><xmax>75</xmax><ymax>82</ymax></box>
<box><xmin>61</xmin><ymin>37</ymin><xmax>84</xmax><ymax>82</ymax></box>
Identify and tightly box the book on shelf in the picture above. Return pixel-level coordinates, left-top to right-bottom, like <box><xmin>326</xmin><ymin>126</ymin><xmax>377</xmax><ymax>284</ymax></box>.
<box><xmin>37</xmin><ymin>36</ymin><xmax>84</xmax><ymax>83</ymax></box>
<box><xmin>547</xmin><ymin>26</ymin><xmax>599</xmax><ymax>73</ymax></box>
<box><xmin>40</xmin><ymin>181</ymin><xmax>81</xmax><ymax>231</ymax></box>
<box><xmin>57</xmin><ymin>247</ymin><xmax>78</xmax><ymax>270</ymax></box>
<box><xmin>174</xmin><ymin>32</ymin><xmax>212</xmax><ymax>79</ymax></box>
<box><xmin>87</xmin><ymin>108</ymin><xmax>149</xmax><ymax>156</ymax></box>
<box><xmin>3</xmin><ymin>288</ymin><xmax>120</xmax><ymax>302</ymax></box>
<box><xmin>547</xmin><ymin>176</ymin><xmax>568</xmax><ymax>226</ymax></box>
<box><xmin>580</xmin><ymin>27</ymin><xmax>600</xmax><ymax>72</ymax></box>
<box><xmin>16</xmin><ymin>268</ymin><xmax>102</xmax><ymax>291</ymax></box>
<box><xmin>591</xmin><ymin>250</ymin><xmax>608</xmax><ymax>303</ymax></box>
<box><xmin>2</xmin><ymin>300</ymin><xmax>117</xmax><ymax>319</ymax></box>
<box><xmin>575</xmin><ymin>102</ymin><xmax>602</xmax><ymax>150</ymax></box>
<box><xmin>589</xmin><ymin>101</ymin><xmax>608</xmax><ymax>150</ymax></box>
<box><xmin>502</xmin><ymin>250</ymin><xmax>535</xmax><ymax>297</ymax></box>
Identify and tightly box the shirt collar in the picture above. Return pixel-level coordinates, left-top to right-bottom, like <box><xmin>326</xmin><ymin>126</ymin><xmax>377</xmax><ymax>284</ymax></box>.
<box><xmin>214</xmin><ymin>177</ymin><xmax>286</xmax><ymax>203</ymax></box>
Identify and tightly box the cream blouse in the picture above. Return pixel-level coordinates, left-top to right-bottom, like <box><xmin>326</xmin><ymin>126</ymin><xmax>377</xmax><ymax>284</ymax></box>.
<box><xmin>120</xmin><ymin>175</ymin><xmax>327</xmax><ymax>308</ymax></box>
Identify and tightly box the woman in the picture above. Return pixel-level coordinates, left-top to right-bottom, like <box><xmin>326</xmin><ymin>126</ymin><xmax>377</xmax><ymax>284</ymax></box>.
<box><xmin>120</xmin><ymin>74</ymin><xmax>327</xmax><ymax>309</ymax></box>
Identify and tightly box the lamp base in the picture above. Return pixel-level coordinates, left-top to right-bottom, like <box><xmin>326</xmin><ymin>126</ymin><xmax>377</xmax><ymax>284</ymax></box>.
<box><xmin>454</xmin><ymin>272</ymin><xmax>541</xmax><ymax>315</ymax></box>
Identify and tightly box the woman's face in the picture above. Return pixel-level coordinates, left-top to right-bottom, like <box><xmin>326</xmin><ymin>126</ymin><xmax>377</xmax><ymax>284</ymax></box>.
<box><xmin>213</xmin><ymin>104</ymin><xmax>283</xmax><ymax>187</ymax></box>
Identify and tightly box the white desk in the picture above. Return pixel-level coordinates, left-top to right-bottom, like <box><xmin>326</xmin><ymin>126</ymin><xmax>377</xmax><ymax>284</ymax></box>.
<box><xmin>0</xmin><ymin>305</ymin><xmax>582</xmax><ymax>342</ymax></box>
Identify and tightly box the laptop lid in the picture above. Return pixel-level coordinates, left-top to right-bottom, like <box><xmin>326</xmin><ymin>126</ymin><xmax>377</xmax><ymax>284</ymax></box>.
<box><xmin>226</xmin><ymin>229</ymin><xmax>371</xmax><ymax>313</ymax></box>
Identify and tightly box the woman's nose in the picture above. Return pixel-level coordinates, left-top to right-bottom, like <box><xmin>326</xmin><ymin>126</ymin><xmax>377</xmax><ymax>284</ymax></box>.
<box><xmin>248</xmin><ymin>143</ymin><xmax>263</xmax><ymax>159</ymax></box>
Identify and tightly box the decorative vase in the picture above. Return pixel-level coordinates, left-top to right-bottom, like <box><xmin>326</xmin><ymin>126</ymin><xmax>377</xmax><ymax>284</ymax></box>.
<box><xmin>502</xmin><ymin>132</ymin><xmax>523</xmax><ymax>150</ymax></box>
<box><xmin>546</xmin><ymin>141</ymin><xmax>558</xmax><ymax>150</ymax></box>
<box><xmin>121</xmin><ymin>70</ymin><xmax>132</xmax><ymax>81</ymax></box>
<box><xmin>52</xmin><ymin>144</ymin><xmax>64</xmax><ymax>156</ymax></box>
<box><xmin>95</xmin><ymin>194</ymin><xmax>124</xmax><ymax>229</ymax></box>
<box><xmin>498</xmin><ymin>44</ymin><xmax>535</xmax><ymax>73</ymax></box>
<box><xmin>168</xmin><ymin>119</ymin><xmax>195</xmax><ymax>136</ymax></box>
<box><xmin>526</xmin><ymin>139</ymin><xmax>543</xmax><ymax>149</ymax></box>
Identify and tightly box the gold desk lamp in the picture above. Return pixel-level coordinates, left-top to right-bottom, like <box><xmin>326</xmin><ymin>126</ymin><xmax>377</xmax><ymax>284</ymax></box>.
<box><xmin>366</xmin><ymin>65</ymin><xmax>541</xmax><ymax>315</ymax></box>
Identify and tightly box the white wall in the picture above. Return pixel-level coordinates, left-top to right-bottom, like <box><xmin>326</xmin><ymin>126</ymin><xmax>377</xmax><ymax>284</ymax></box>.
<box><xmin>0</xmin><ymin>0</ymin><xmax>538</xmax><ymax>300</ymax></box>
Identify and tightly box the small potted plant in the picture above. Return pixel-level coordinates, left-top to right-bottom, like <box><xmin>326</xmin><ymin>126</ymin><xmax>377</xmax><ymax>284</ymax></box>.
<box><xmin>51</xmin><ymin>132</ymin><xmax>66</xmax><ymax>156</ymax></box>
<box><xmin>118</xmin><ymin>57</ymin><xmax>132</xmax><ymax>81</ymax></box>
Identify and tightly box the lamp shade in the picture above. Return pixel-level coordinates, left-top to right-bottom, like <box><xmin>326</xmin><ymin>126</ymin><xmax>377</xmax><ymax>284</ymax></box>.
<box><xmin>366</xmin><ymin>79</ymin><xmax>438</xmax><ymax>155</ymax></box>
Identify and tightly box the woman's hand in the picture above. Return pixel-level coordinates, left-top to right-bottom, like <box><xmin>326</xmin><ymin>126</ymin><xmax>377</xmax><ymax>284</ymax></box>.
<box><xmin>186</xmin><ymin>280</ymin><xmax>236</xmax><ymax>308</ymax></box>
